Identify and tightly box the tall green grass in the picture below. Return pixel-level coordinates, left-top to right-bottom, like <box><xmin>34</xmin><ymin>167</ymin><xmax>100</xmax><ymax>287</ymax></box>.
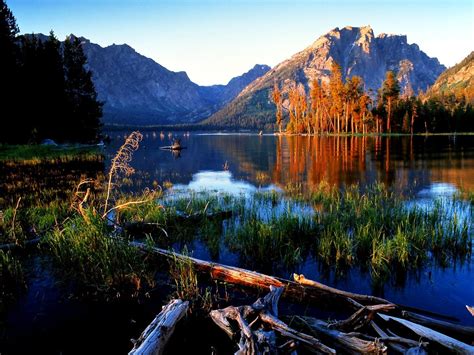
<box><xmin>223</xmin><ymin>183</ymin><xmax>472</xmax><ymax>281</ymax></box>
<box><xmin>43</xmin><ymin>213</ymin><xmax>155</xmax><ymax>295</ymax></box>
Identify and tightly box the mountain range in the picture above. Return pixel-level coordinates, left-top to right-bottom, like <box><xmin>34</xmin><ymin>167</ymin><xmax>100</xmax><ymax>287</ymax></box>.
<box><xmin>33</xmin><ymin>26</ymin><xmax>469</xmax><ymax>128</ymax></box>
<box><xmin>204</xmin><ymin>25</ymin><xmax>446</xmax><ymax>129</ymax></box>
<box><xmin>80</xmin><ymin>38</ymin><xmax>270</xmax><ymax>125</ymax></box>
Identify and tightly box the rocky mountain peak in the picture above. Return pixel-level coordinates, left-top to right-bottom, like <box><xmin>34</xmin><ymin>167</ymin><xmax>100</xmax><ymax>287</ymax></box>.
<box><xmin>205</xmin><ymin>25</ymin><xmax>446</xmax><ymax>129</ymax></box>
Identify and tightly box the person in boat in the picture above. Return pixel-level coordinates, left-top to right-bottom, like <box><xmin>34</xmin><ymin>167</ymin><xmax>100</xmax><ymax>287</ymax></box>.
<box><xmin>171</xmin><ymin>138</ymin><xmax>181</xmax><ymax>149</ymax></box>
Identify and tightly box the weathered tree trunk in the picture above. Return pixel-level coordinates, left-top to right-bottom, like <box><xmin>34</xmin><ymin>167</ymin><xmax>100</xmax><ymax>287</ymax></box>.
<box><xmin>129</xmin><ymin>299</ymin><xmax>189</xmax><ymax>355</ymax></box>
<box><xmin>297</xmin><ymin>316</ymin><xmax>387</xmax><ymax>354</ymax></box>
<box><xmin>378</xmin><ymin>314</ymin><xmax>474</xmax><ymax>354</ymax></box>
<box><xmin>293</xmin><ymin>274</ymin><xmax>392</xmax><ymax>306</ymax></box>
<box><xmin>132</xmin><ymin>243</ymin><xmax>362</xmax><ymax>308</ymax></box>
<box><xmin>402</xmin><ymin>310</ymin><xmax>474</xmax><ymax>341</ymax></box>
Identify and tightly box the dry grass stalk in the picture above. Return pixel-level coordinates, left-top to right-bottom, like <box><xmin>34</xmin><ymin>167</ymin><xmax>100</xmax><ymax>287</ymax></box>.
<box><xmin>103</xmin><ymin>131</ymin><xmax>143</xmax><ymax>218</ymax></box>
<box><xmin>10</xmin><ymin>197</ymin><xmax>21</xmax><ymax>243</ymax></box>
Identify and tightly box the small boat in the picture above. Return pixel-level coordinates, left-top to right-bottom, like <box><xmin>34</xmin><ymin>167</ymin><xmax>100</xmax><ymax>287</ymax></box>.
<box><xmin>258</xmin><ymin>130</ymin><xmax>263</xmax><ymax>136</ymax></box>
<box><xmin>160</xmin><ymin>139</ymin><xmax>186</xmax><ymax>151</ymax></box>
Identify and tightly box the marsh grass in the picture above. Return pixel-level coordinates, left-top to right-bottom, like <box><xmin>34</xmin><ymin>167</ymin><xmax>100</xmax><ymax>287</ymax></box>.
<box><xmin>0</xmin><ymin>144</ymin><xmax>102</xmax><ymax>163</ymax></box>
<box><xmin>43</xmin><ymin>213</ymin><xmax>155</xmax><ymax>296</ymax></box>
<box><xmin>221</xmin><ymin>182</ymin><xmax>472</xmax><ymax>281</ymax></box>
<box><xmin>0</xmin><ymin>200</ymin><xmax>70</xmax><ymax>245</ymax></box>
<box><xmin>168</xmin><ymin>246</ymin><xmax>218</xmax><ymax>311</ymax></box>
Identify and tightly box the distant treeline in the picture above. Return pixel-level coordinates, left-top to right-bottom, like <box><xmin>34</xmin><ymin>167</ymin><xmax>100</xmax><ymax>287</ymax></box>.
<box><xmin>272</xmin><ymin>63</ymin><xmax>474</xmax><ymax>134</ymax></box>
<box><xmin>0</xmin><ymin>0</ymin><xmax>102</xmax><ymax>144</ymax></box>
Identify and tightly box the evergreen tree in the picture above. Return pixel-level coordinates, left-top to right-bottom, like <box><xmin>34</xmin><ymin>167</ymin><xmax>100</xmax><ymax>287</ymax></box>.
<box><xmin>17</xmin><ymin>34</ymin><xmax>44</xmax><ymax>142</ymax></box>
<box><xmin>0</xmin><ymin>0</ymin><xmax>20</xmax><ymax>142</ymax></box>
<box><xmin>42</xmin><ymin>31</ymin><xmax>67</xmax><ymax>141</ymax></box>
<box><xmin>64</xmin><ymin>35</ymin><xmax>102</xmax><ymax>143</ymax></box>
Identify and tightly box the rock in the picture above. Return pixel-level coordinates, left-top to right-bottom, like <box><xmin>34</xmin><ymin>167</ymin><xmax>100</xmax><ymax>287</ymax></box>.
<box><xmin>41</xmin><ymin>139</ymin><xmax>57</xmax><ymax>146</ymax></box>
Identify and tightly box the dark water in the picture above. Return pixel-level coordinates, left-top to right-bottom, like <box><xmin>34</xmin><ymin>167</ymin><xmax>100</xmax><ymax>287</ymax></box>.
<box><xmin>1</xmin><ymin>133</ymin><xmax>473</xmax><ymax>354</ymax></box>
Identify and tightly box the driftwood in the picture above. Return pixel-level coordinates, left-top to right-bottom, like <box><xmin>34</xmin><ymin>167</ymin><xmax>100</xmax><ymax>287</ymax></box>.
<box><xmin>210</xmin><ymin>286</ymin><xmax>336</xmax><ymax>354</ymax></box>
<box><xmin>129</xmin><ymin>299</ymin><xmax>189</xmax><ymax>355</ymax></box>
<box><xmin>370</xmin><ymin>321</ymin><xmax>411</xmax><ymax>354</ymax></box>
<box><xmin>297</xmin><ymin>316</ymin><xmax>386</xmax><ymax>354</ymax></box>
<box><xmin>293</xmin><ymin>273</ymin><xmax>391</xmax><ymax>306</ymax></box>
<box><xmin>132</xmin><ymin>243</ymin><xmax>473</xmax><ymax>353</ymax></box>
<box><xmin>328</xmin><ymin>304</ymin><xmax>396</xmax><ymax>332</ymax></box>
<box><xmin>402</xmin><ymin>310</ymin><xmax>474</xmax><ymax>341</ymax></box>
<box><xmin>378</xmin><ymin>314</ymin><xmax>474</xmax><ymax>354</ymax></box>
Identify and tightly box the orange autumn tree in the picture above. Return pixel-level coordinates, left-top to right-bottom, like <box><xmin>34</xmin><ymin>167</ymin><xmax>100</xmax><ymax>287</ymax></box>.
<box><xmin>329</xmin><ymin>62</ymin><xmax>345</xmax><ymax>133</ymax></box>
<box><xmin>271</xmin><ymin>82</ymin><xmax>283</xmax><ymax>133</ymax></box>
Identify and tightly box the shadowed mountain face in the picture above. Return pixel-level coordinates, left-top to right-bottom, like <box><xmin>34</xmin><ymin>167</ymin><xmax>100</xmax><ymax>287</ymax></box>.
<box><xmin>204</xmin><ymin>25</ymin><xmax>446</xmax><ymax>129</ymax></box>
<box><xmin>80</xmin><ymin>38</ymin><xmax>270</xmax><ymax>125</ymax></box>
<box><xmin>22</xmin><ymin>34</ymin><xmax>270</xmax><ymax>125</ymax></box>
<box><xmin>426</xmin><ymin>51</ymin><xmax>474</xmax><ymax>101</ymax></box>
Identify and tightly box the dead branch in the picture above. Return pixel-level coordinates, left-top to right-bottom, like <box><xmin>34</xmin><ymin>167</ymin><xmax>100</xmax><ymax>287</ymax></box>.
<box><xmin>129</xmin><ymin>299</ymin><xmax>188</xmax><ymax>355</ymax></box>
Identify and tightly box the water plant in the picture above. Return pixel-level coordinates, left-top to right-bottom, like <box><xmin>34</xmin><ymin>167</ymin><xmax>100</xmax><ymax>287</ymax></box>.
<box><xmin>168</xmin><ymin>246</ymin><xmax>216</xmax><ymax>311</ymax></box>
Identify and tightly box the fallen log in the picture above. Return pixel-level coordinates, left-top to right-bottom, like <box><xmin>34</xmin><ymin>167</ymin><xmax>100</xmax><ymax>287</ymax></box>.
<box><xmin>402</xmin><ymin>310</ymin><xmax>474</xmax><ymax>342</ymax></box>
<box><xmin>129</xmin><ymin>299</ymin><xmax>189</xmax><ymax>355</ymax></box>
<box><xmin>328</xmin><ymin>304</ymin><xmax>396</xmax><ymax>332</ymax></box>
<box><xmin>131</xmin><ymin>242</ymin><xmax>375</xmax><ymax>309</ymax></box>
<box><xmin>131</xmin><ymin>242</ymin><xmax>468</xmax><ymax>342</ymax></box>
<box><xmin>296</xmin><ymin>316</ymin><xmax>387</xmax><ymax>354</ymax></box>
<box><xmin>370</xmin><ymin>321</ymin><xmax>409</xmax><ymax>353</ymax></box>
<box><xmin>210</xmin><ymin>286</ymin><xmax>336</xmax><ymax>354</ymax></box>
<box><xmin>259</xmin><ymin>312</ymin><xmax>336</xmax><ymax>354</ymax></box>
<box><xmin>378</xmin><ymin>314</ymin><xmax>474</xmax><ymax>354</ymax></box>
<box><xmin>293</xmin><ymin>273</ymin><xmax>391</xmax><ymax>306</ymax></box>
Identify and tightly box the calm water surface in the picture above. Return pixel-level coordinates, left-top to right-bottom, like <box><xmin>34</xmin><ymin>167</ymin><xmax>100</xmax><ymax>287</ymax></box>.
<box><xmin>108</xmin><ymin>132</ymin><xmax>474</xmax><ymax>193</ymax></box>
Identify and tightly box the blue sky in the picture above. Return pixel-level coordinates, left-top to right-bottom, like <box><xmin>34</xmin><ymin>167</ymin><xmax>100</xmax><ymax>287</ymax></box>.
<box><xmin>8</xmin><ymin>0</ymin><xmax>474</xmax><ymax>86</ymax></box>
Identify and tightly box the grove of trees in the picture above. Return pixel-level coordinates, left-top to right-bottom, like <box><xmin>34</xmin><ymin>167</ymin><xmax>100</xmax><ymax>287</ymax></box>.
<box><xmin>272</xmin><ymin>62</ymin><xmax>474</xmax><ymax>134</ymax></box>
<box><xmin>0</xmin><ymin>0</ymin><xmax>102</xmax><ymax>144</ymax></box>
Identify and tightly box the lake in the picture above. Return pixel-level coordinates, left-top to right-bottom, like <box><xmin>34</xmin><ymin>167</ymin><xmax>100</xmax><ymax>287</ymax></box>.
<box><xmin>108</xmin><ymin>132</ymin><xmax>474</xmax><ymax>193</ymax></box>
<box><xmin>107</xmin><ymin>132</ymin><xmax>474</xmax><ymax>321</ymax></box>
<box><xmin>1</xmin><ymin>132</ymin><xmax>473</xmax><ymax>354</ymax></box>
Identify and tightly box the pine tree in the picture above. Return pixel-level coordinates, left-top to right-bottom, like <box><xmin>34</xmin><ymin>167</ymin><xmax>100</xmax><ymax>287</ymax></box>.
<box><xmin>64</xmin><ymin>35</ymin><xmax>102</xmax><ymax>143</ymax></box>
<box><xmin>18</xmin><ymin>34</ymin><xmax>44</xmax><ymax>142</ymax></box>
<box><xmin>42</xmin><ymin>31</ymin><xmax>67</xmax><ymax>140</ymax></box>
<box><xmin>0</xmin><ymin>0</ymin><xmax>20</xmax><ymax>142</ymax></box>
